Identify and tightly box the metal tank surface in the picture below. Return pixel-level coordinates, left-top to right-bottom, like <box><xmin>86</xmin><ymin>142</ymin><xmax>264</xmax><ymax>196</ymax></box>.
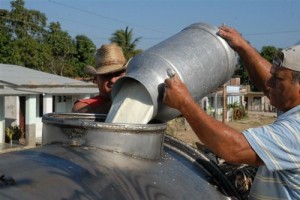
<box><xmin>42</xmin><ymin>113</ymin><xmax>166</xmax><ymax>160</ymax></box>
<box><xmin>112</xmin><ymin>22</ymin><xmax>238</xmax><ymax>122</ymax></box>
<box><xmin>0</xmin><ymin>113</ymin><xmax>241</xmax><ymax>200</ymax></box>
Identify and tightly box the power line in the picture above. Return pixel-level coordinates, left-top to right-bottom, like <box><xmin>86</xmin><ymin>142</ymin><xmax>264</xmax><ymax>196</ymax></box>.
<box><xmin>47</xmin><ymin>0</ymin><xmax>169</xmax><ymax>35</ymax></box>
<box><xmin>2</xmin><ymin>0</ymin><xmax>169</xmax><ymax>47</ymax></box>
<box><xmin>0</xmin><ymin>16</ymin><xmax>165</xmax><ymax>48</ymax></box>
<box><xmin>244</xmin><ymin>30</ymin><xmax>300</xmax><ymax>36</ymax></box>
<box><xmin>3</xmin><ymin>15</ymin><xmax>299</xmax><ymax>43</ymax></box>
<box><xmin>47</xmin><ymin>0</ymin><xmax>300</xmax><ymax>38</ymax></box>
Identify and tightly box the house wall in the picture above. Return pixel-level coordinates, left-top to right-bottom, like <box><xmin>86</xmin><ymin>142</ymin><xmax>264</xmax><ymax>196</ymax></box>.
<box><xmin>4</xmin><ymin>96</ymin><xmax>19</xmax><ymax>127</ymax></box>
<box><xmin>209</xmin><ymin>96</ymin><xmax>223</xmax><ymax>118</ymax></box>
<box><xmin>209</xmin><ymin>94</ymin><xmax>242</xmax><ymax>122</ymax></box>
<box><xmin>43</xmin><ymin>94</ymin><xmax>53</xmax><ymax>114</ymax></box>
<box><xmin>200</xmin><ymin>97</ymin><xmax>209</xmax><ymax>111</ymax></box>
<box><xmin>35</xmin><ymin>118</ymin><xmax>43</xmax><ymax>144</ymax></box>
<box><xmin>26</xmin><ymin>95</ymin><xmax>36</xmax><ymax>146</ymax></box>
<box><xmin>0</xmin><ymin>97</ymin><xmax>4</xmax><ymax>143</ymax></box>
<box><xmin>35</xmin><ymin>94</ymin><xmax>54</xmax><ymax>143</ymax></box>
<box><xmin>2</xmin><ymin>94</ymin><xmax>94</xmax><ymax>145</ymax></box>
<box><xmin>246</xmin><ymin>94</ymin><xmax>265</xmax><ymax>111</ymax></box>
<box><xmin>55</xmin><ymin>95</ymin><xmax>78</xmax><ymax>113</ymax></box>
<box><xmin>227</xmin><ymin>96</ymin><xmax>240</xmax><ymax>105</ymax></box>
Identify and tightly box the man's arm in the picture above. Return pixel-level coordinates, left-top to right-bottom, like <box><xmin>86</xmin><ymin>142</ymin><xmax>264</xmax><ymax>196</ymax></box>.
<box><xmin>72</xmin><ymin>99</ymin><xmax>111</xmax><ymax>114</ymax></box>
<box><xmin>164</xmin><ymin>75</ymin><xmax>264</xmax><ymax>166</ymax></box>
<box><xmin>218</xmin><ymin>26</ymin><xmax>272</xmax><ymax>95</ymax></box>
<box><xmin>72</xmin><ymin>101</ymin><xmax>90</xmax><ymax>113</ymax></box>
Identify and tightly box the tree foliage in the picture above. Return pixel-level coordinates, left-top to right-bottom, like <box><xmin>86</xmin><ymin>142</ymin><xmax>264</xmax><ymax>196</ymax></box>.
<box><xmin>9</xmin><ymin>0</ymin><xmax>47</xmax><ymax>40</ymax></box>
<box><xmin>233</xmin><ymin>45</ymin><xmax>279</xmax><ymax>92</ymax></box>
<box><xmin>0</xmin><ymin>0</ymin><xmax>97</xmax><ymax>78</ymax></box>
<box><xmin>0</xmin><ymin>0</ymin><xmax>143</xmax><ymax>78</ymax></box>
<box><xmin>109</xmin><ymin>26</ymin><xmax>143</xmax><ymax>60</ymax></box>
<box><xmin>260</xmin><ymin>46</ymin><xmax>278</xmax><ymax>62</ymax></box>
<box><xmin>45</xmin><ymin>22</ymin><xmax>76</xmax><ymax>76</ymax></box>
<box><xmin>73</xmin><ymin>35</ymin><xmax>96</xmax><ymax>77</ymax></box>
<box><xmin>0</xmin><ymin>9</ymin><xmax>14</xmax><ymax>64</ymax></box>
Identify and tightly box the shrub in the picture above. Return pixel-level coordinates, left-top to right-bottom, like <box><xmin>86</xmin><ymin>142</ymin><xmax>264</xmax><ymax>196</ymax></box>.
<box><xmin>227</xmin><ymin>102</ymin><xmax>247</xmax><ymax>120</ymax></box>
<box><xmin>5</xmin><ymin>126</ymin><xmax>24</xmax><ymax>143</ymax></box>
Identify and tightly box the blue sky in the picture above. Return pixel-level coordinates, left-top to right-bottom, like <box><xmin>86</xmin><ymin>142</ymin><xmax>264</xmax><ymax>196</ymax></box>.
<box><xmin>1</xmin><ymin>0</ymin><xmax>300</xmax><ymax>51</ymax></box>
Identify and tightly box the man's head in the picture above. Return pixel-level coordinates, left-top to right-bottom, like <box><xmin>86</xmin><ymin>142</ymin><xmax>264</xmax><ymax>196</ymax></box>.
<box><xmin>85</xmin><ymin>44</ymin><xmax>128</xmax><ymax>98</ymax></box>
<box><xmin>266</xmin><ymin>45</ymin><xmax>300</xmax><ymax>111</ymax></box>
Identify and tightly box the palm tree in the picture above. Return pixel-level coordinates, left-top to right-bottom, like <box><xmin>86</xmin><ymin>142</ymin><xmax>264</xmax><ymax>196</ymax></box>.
<box><xmin>109</xmin><ymin>26</ymin><xmax>143</xmax><ymax>60</ymax></box>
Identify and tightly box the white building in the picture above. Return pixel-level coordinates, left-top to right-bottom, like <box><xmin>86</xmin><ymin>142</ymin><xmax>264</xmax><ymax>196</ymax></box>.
<box><xmin>203</xmin><ymin>85</ymin><xmax>244</xmax><ymax>121</ymax></box>
<box><xmin>201</xmin><ymin>78</ymin><xmax>246</xmax><ymax>122</ymax></box>
<box><xmin>201</xmin><ymin>77</ymin><xmax>275</xmax><ymax>122</ymax></box>
<box><xmin>0</xmin><ymin>64</ymin><xmax>98</xmax><ymax>146</ymax></box>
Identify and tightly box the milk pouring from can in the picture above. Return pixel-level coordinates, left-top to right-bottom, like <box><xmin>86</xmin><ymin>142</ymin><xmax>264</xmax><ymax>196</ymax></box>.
<box><xmin>109</xmin><ymin>22</ymin><xmax>238</xmax><ymax>123</ymax></box>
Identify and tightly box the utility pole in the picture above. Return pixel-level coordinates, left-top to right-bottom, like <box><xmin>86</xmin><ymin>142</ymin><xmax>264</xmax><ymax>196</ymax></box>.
<box><xmin>222</xmin><ymin>84</ymin><xmax>227</xmax><ymax>124</ymax></box>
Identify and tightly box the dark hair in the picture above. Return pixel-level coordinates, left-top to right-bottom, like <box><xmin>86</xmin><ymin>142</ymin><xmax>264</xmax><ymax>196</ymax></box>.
<box><xmin>291</xmin><ymin>70</ymin><xmax>300</xmax><ymax>83</ymax></box>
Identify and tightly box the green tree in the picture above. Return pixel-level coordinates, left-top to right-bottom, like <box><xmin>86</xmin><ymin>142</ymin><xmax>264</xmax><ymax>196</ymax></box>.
<box><xmin>1</xmin><ymin>0</ymin><xmax>147</xmax><ymax>78</ymax></box>
<box><xmin>109</xmin><ymin>26</ymin><xmax>143</xmax><ymax>60</ymax></box>
<box><xmin>1</xmin><ymin>0</ymin><xmax>48</xmax><ymax>70</ymax></box>
<box><xmin>233</xmin><ymin>58</ymin><xmax>249</xmax><ymax>85</ymax></box>
<box><xmin>9</xmin><ymin>0</ymin><xmax>47</xmax><ymax>40</ymax></box>
<box><xmin>0</xmin><ymin>9</ymin><xmax>14</xmax><ymax>63</ymax></box>
<box><xmin>73</xmin><ymin>35</ymin><xmax>96</xmax><ymax>77</ymax></box>
<box><xmin>233</xmin><ymin>40</ymin><xmax>252</xmax><ymax>86</ymax></box>
<box><xmin>233</xmin><ymin>45</ymin><xmax>279</xmax><ymax>92</ymax></box>
<box><xmin>12</xmin><ymin>36</ymin><xmax>41</xmax><ymax>68</ymax></box>
<box><xmin>260</xmin><ymin>46</ymin><xmax>278</xmax><ymax>62</ymax></box>
<box><xmin>45</xmin><ymin>22</ymin><xmax>76</xmax><ymax>76</ymax></box>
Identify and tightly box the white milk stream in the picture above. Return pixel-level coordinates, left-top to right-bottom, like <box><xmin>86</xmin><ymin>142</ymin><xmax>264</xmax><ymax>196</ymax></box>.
<box><xmin>105</xmin><ymin>80</ymin><xmax>154</xmax><ymax>124</ymax></box>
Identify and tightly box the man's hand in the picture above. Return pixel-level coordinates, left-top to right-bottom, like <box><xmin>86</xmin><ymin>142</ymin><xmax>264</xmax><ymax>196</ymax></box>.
<box><xmin>163</xmin><ymin>74</ymin><xmax>193</xmax><ymax>112</ymax></box>
<box><xmin>218</xmin><ymin>25</ymin><xmax>248</xmax><ymax>51</ymax></box>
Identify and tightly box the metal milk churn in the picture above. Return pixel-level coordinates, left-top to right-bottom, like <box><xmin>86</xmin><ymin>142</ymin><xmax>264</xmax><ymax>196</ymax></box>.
<box><xmin>112</xmin><ymin>22</ymin><xmax>238</xmax><ymax>122</ymax></box>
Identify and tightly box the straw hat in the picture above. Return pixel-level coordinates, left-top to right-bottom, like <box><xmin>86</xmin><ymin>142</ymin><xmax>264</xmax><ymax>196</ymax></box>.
<box><xmin>84</xmin><ymin>44</ymin><xmax>127</xmax><ymax>75</ymax></box>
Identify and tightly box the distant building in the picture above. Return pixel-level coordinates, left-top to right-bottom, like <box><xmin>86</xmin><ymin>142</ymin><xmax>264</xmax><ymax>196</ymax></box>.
<box><xmin>201</xmin><ymin>77</ymin><xmax>275</xmax><ymax>122</ymax></box>
<box><xmin>0</xmin><ymin>64</ymin><xmax>98</xmax><ymax>146</ymax></box>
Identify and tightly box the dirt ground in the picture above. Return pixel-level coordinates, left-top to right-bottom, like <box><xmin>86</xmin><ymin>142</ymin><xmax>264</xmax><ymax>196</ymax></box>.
<box><xmin>168</xmin><ymin>111</ymin><xmax>277</xmax><ymax>148</ymax></box>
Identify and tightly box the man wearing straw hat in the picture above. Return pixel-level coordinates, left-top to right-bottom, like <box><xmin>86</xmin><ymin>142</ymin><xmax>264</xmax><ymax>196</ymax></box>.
<box><xmin>72</xmin><ymin>43</ymin><xmax>127</xmax><ymax>114</ymax></box>
<box><xmin>163</xmin><ymin>25</ymin><xmax>300</xmax><ymax>199</ymax></box>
